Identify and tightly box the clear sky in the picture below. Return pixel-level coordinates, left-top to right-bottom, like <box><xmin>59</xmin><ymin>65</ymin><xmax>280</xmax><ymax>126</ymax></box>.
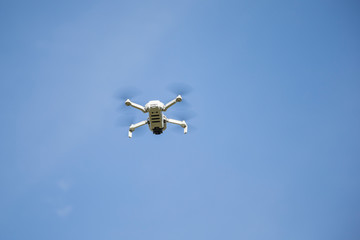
<box><xmin>1</xmin><ymin>0</ymin><xmax>360</xmax><ymax>239</ymax></box>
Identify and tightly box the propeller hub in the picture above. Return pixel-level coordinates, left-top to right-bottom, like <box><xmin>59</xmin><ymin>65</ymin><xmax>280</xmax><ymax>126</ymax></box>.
<box><xmin>176</xmin><ymin>95</ymin><xmax>182</xmax><ymax>102</ymax></box>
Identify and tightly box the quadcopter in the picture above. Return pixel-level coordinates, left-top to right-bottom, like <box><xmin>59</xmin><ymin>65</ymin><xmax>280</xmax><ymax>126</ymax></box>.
<box><xmin>124</xmin><ymin>95</ymin><xmax>187</xmax><ymax>138</ymax></box>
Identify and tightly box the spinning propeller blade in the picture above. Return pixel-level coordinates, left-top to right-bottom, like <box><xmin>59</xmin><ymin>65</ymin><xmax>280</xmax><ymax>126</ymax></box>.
<box><xmin>115</xmin><ymin>87</ymin><xmax>142</xmax><ymax>112</ymax></box>
<box><xmin>167</xmin><ymin>83</ymin><xmax>193</xmax><ymax>108</ymax></box>
<box><xmin>115</xmin><ymin>87</ymin><xmax>141</xmax><ymax>101</ymax></box>
<box><xmin>167</xmin><ymin>83</ymin><xmax>192</xmax><ymax>96</ymax></box>
<box><xmin>117</xmin><ymin>115</ymin><xmax>135</xmax><ymax>127</ymax></box>
<box><xmin>172</xmin><ymin>110</ymin><xmax>196</xmax><ymax>121</ymax></box>
<box><xmin>168</xmin><ymin>109</ymin><xmax>197</xmax><ymax>133</ymax></box>
<box><xmin>115</xmin><ymin>87</ymin><xmax>139</xmax><ymax>128</ymax></box>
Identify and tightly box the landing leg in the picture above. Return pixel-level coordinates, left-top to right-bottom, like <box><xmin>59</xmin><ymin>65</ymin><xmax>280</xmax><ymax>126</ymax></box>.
<box><xmin>166</xmin><ymin>118</ymin><xmax>187</xmax><ymax>134</ymax></box>
<box><xmin>128</xmin><ymin>120</ymin><xmax>148</xmax><ymax>138</ymax></box>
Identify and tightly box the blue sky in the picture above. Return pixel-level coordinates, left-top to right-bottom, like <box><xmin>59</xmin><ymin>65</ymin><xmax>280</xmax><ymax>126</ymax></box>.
<box><xmin>1</xmin><ymin>0</ymin><xmax>360</xmax><ymax>239</ymax></box>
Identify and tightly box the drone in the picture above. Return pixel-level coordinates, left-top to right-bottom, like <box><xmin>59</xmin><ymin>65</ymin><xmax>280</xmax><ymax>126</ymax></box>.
<box><xmin>124</xmin><ymin>95</ymin><xmax>187</xmax><ymax>138</ymax></box>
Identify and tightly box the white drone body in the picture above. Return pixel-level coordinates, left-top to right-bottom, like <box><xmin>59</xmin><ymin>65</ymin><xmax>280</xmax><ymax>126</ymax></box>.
<box><xmin>125</xmin><ymin>95</ymin><xmax>187</xmax><ymax>138</ymax></box>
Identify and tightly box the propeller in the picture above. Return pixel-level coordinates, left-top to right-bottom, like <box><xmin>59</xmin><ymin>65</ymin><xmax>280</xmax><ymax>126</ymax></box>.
<box><xmin>167</xmin><ymin>109</ymin><xmax>197</xmax><ymax>133</ymax></box>
<box><xmin>167</xmin><ymin>83</ymin><xmax>192</xmax><ymax>108</ymax></box>
<box><xmin>115</xmin><ymin>87</ymin><xmax>144</xmax><ymax>135</ymax></box>
<box><xmin>115</xmin><ymin>86</ymin><xmax>142</xmax><ymax>113</ymax></box>
<box><xmin>171</xmin><ymin>109</ymin><xmax>196</xmax><ymax>121</ymax></box>
<box><xmin>167</xmin><ymin>83</ymin><xmax>192</xmax><ymax>96</ymax></box>
<box><xmin>116</xmin><ymin>115</ymin><xmax>147</xmax><ymax>136</ymax></box>
<box><xmin>116</xmin><ymin>115</ymin><xmax>135</xmax><ymax>127</ymax></box>
<box><xmin>115</xmin><ymin>87</ymin><xmax>141</xmax><ymax>101</ymax></box>
<box><xmin>166</xmin><ymin>83</ymin><xmax>195</xmax><ymax>133</ymax></box>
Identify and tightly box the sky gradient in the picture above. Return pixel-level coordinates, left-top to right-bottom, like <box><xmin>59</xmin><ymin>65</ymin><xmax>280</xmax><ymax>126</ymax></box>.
<box><xmin>1</xmin><ymin>0</ymin><xmax>360</xmax><ymax>239</ymax></box>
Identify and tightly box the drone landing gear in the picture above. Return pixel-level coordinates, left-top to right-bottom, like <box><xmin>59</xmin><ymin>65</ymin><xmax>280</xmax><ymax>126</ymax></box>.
<box><xmin>166</xmin><ymin>118</ymin><xmax>188</xmax><ymax>134</ymax></box>
<box><xmin>128</xmin><ymin>120</ymin><xmax>148</xmax><ymax>138</ymax></box>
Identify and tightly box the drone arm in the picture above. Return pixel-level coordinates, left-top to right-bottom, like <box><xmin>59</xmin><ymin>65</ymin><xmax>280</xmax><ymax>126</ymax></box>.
<box><xmin>125</xmin><ymin>99</ymin><xmax>146</xmax><ymax>113</ymax></box>
<box><xmin>128</xmin><ymin>120</ymin><xmax>148</xmax><ymax>138</ymax></box>
<box><xmin>166</xmin><ymin>118</ymin><xmax>188</xmax><ymax>134</ymax></box>
<box><xmin>163</xmin><ymin>95</ymin><xmax>182</xmax><ymax>111</ymax></box>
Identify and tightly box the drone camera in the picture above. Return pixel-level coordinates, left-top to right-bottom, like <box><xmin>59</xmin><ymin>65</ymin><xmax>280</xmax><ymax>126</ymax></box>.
<box><xmin>153</xmin><ymin>127</ymin><xmax>163</xmax><ymax>135</ymax></box>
